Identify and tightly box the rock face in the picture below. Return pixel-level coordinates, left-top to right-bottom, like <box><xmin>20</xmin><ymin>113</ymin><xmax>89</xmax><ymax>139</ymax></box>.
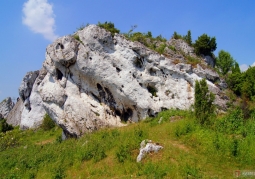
<box><xmin>6</xmin><ymin>99</ymin><xmax>24</xmax><ymax>126</ymax></box>
<box><xmin>7</xmin><ymin>70</ymin><xmax>47</xmax><ymax>128</ymax></box>
<box><xmin>0</xmin><ymin>97</ymin><xmax>15</xmax><ymax>119</ymax></box>
<box><xmin>20</xmin><ymin>70</ymin><xmax>47</xmax><ymax>129</ymax></box>
<box><xmin>34</xmin><ymin>25</ymin><xmax>227</xmax><ymax>137</ymax></box>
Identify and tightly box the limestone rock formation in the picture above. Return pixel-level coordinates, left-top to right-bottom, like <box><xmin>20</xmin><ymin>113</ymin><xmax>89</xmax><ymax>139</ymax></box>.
<box><xmin>7</xmin><ymin>70</ymin><xmax>47</xmax><ymax>129</ymax></box>
<box><xmin>137</xmin><ymin>139</ymin><xmax>163</xmax><ymax>162</ymax></box>
<box><xmin>35</xmin><ymin>25</ymin><xmax>228</xmax><ymax>137</ymax></box>
<box><xmin>0</xmin><ymin>97</ymin><xmax>14</xmax><ymax>119</ymax></box>
<box><xmin>6</xmin><ymin>99</ymin><xmax>24</xmax><ymax>126</ymax></box>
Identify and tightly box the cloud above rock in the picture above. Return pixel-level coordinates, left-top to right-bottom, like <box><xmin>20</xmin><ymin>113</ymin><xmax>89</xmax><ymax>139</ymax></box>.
<box><xmin>240</xmin><ymin>62</ymin><xmax>255</xmax><ymax>72</ymax></box>
<box><xmin>22</xmin><ymin>0</ymin><xmax>58</xmax><ymax>41</ymax></box>
<box><xmin>240</xmin><ymin>64</ymin><xmax>249</xmax><ymax>72</ymax></box>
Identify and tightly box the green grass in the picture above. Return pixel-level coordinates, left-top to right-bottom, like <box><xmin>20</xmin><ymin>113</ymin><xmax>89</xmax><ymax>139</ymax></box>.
<box><xmin>1</xmin><ymin>109</ymin><xmax>255</xmax><ymax>178</ymax></box>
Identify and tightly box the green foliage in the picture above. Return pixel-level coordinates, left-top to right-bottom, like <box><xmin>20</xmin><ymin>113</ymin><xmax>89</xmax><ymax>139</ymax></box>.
<box><xmin>215</xmin><ymin>108</ymin><xmax>244</xmax><ymax>135</ymax></box>
<box><xmin>0</xmin><ymin>128</ymin><xmax>20</xmax><ymax>151</ymax></box>
<box><xmin>226</xmin><ymin>62</ymin><xmax>243</xmax><ymax>95</ymax></box>
<box><xmin>172</xmin><ymin>31</ymin><xmax>182</xmax><ymax>39</ymax></box>
<box><xmin>194</xmin><ymin>79</ymin><xmax>215</xmax><ymax>125</ymax></box>
<box><xmin>116</xmin><ymin>144</ymin><xmax>131</xmax><ymax>163</ymax></box>
<box><xmin>41</xmin><ymin>114</ymin><xmax>55</xmax><ymax>131</ymax></box>
<box><xmin>194</xmin><ymin>34</ymin><xmax>217</xmax><ymax>56</ymax></box>
<box><xmin>216</xmin><ymin>50</ymin><xmax>235</xmax><ymax>75</ymax></box>
<box><xmin>97</xmin><ymin>21</ymin><xmax>120</xmax><ymax>36</ymax></box>
<box><xmin>3</xmin><ymin>108</ymin><xmax>255</xmax><ymax>178</ymax></box>
<box><xmin>227</xmin><ymin>64</ymin><xmax>255</xmax><ymax>100</ymax></box>
<box><xmin>241</xmin><ymin>66</ymin><xmax>255</xmax><ymax>100</ymax></box>
<box><xmin>128</xmin><ymin>32</ymin><xmax>148</xmax><ymax>46</ymax></box>
<box><xmin>155</xmin><ymin>43</ymin><xmax>167</xmax><ymax>54</ymax></box>
<box><xmin>0</xmin><ymin>119</ymin><xmax>13</xmax><ymax>133</ymax></box>
<box><xmin>183</xmin><ymin>30</ymin><xmax>192</xmax><ymax>45</ymax></box>
<box><xmin>185</xmin><ymin>54</ymin><xmax>201</xmax><ymax>67</ymax></box>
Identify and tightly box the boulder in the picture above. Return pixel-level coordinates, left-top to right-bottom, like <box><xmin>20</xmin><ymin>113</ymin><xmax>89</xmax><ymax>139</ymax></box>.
<box><xmin>0</xmin><ymin>97</ymin><xmax>15</xmax><ymax>119</ymax></box>
<box><xmin>137</xmin><ymin>139</ymin><xmax>163</xmax><ymax>162</ymax></box>
<box><xmin>35</xmin><ymin>25</ymin><xmax>228</xmax><ymax>137</ymax></box>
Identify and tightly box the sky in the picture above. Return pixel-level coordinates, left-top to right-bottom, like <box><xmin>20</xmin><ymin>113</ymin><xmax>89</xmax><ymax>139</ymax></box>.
<box><xmin>0</xmin><ymin>0</ymin><xmax>254</xmax><ymax>102</ymax></box>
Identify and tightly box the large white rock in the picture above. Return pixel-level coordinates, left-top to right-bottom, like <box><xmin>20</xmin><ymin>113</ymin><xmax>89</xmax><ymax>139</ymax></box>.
<box><xmin>137</xmin><ymin>140</ymin><xmax>163</xmax><ymax>162</ymax></box>
<box><xmin>35</xmin><ymin>25</ymin><xmax>227</xmax><ymax>137</ymax></box>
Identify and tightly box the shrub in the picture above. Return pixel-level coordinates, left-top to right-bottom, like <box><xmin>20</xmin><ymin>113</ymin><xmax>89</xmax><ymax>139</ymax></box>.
<box><xmin>128</xmin><ymin>32</ymin><xmax>148</xmax><ymax>46</ymax></box>
<box><xmin>0</xmin><ymin>119</ymin><xmax>13</xmax><ymax>133</ymax></box>
<box><xmin>97</xmin><ymin>21</ymin><xmax>120</xmax><ymax>36</ymax></box>
<box><xmin>193</xmin><ymin>34</ymin><xmax>217</xmax><ymax>56</ymax></box>
<box><xmin>194</xmin><ymin>79</ymin><xmax>215</xmax><ymax>125</ymax></box>
<box><xmin>41</xmin><ymin>114</ymin><xmax>55</xmax><ymax>131</ymax></box>
<box><xmin>155</xmin><ymin>43</ymin><xmax>167</xmax><ymax>54</ymax></box>
<box><xmin>172</xmin><ymin>31</ymin><xmax>182</xmax><ymax>39</ymax></box>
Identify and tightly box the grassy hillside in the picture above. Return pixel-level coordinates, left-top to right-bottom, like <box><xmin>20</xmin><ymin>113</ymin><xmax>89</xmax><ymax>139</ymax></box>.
<box><xmin>1</xmin><ymin>109</ymin><xmax>255</xmax><ymax>178</ymax></box>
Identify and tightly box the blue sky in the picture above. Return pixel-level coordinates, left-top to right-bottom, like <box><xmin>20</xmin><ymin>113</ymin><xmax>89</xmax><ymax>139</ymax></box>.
<box><xmin>0</xmin><ymin>0</ymin><xmax>254</xmax><ymax>102</ymax></box>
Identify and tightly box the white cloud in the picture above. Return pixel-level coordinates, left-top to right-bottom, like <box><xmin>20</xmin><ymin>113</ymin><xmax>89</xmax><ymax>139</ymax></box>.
<box><xmin>240</xmin><ymin>62</ymin><xmax>255</xmax><ymax>72</ymax></box>
<box><xmin>22</xmin><ymin>0</ymin><xmax>58</xmax><ymax>41</ymax></box>
<box><xmin>240</xmin><ymin>64</ymin><xmax>249</xmax><ymax>72</ymax></box>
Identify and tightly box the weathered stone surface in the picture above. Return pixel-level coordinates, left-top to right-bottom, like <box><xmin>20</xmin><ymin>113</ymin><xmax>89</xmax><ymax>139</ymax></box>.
<box><xmin>203</xmin><ymin>55</ymin><xmax>215</xmax><ymax>67</ymax></box>
<box><xmin>137</xmin><ymin>140</ymin><xmax>163</xmax><ymax>162</ymax></box>
<box><xmin>167</xmin><ymin>39</ymin><xmax>195</xmax><ymax>56</ymax></box>
<box><xmin>0</xmin><ymin>97</ymin><xmax>14</xmax><ymax>119</ymax></box>
<box><xmin>35</xmin><ymin>25</ymin><xmax>227</xmax><ymax>137</ymax></box>
<box><xmin>7</xmin><ymin>69</ymin><xmax>47</xmax><ymax>129</ymax></box>
<box><xmin>0</xmin><ymin>113</ymin><xmax>3</xmax><ymax>119</ymax></box>
<box><xmin>19</xmin><ymin>69</ymin><xmax>47</xmax><ymax>129</ymax></box>
<box><xmin>6</xmin><ymin>98</ymin><xmax>24</xmax><ymax>126</ymax></box>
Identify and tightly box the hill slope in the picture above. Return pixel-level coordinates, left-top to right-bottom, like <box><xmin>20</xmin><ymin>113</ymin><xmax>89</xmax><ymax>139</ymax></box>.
<box><xmin>1</xmin><ymin>109</ymin><xmax>255</xmax><ymax>178</ymax></box>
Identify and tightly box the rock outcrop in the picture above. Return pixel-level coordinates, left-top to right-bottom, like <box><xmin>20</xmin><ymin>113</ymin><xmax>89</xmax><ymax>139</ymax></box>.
<box><xmin>7</xmin><ymin>70</ymin><xmax>47</xmax><ymax>129</ymax></box>
<box><xmin>7</xmin><ymin>25</ymin><xmax>228</xmax><ymax>136</ymax></box>
<box><xmin>32</xmin><ymin>25</ymin><xmax>228</xmax><ymax>137</ymax></box>
<box><xmin>6</xmin><ymin>99</ymin><xmax>24</xmax><ymax>126</ymax></box>
<box><xmin>0</xmin><ymin>97</ymin><xmax>14</xmax><ymax>119</ymax></box>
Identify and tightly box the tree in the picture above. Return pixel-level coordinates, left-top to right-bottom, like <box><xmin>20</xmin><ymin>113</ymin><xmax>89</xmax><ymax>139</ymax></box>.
<box><xmin>183</xmin><ymin>30</ymin><xmax>192</xmax><ymax>45</ymax></box>
<box><xmin>216</xmin><ymin>50</ymin><xmax>235</xmax><ymax>75</ymax></box>
<box><xmin>193</xmin><ymin>34</ymin><xmax>217</xmax><ymax>56</ymax></box>
<box><xmin>241</xmin><ymin>66</ymin><xmax>255</xmax><ymax>100</ymax></box>
<box><xmin>226</xmin><ymin>62</ymin><xmax>243</xmax><ymax>96</ymax></box>
<box><xmin>194</xmin><ymin>79</ymin><xmax>215</xmax><ymax>125</ymax></box>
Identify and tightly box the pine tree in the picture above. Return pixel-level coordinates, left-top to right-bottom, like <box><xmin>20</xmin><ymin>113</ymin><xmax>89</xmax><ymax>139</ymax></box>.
<box><xmin>194</xmin><ymin>34</ymin><xmax>217</xmax><ymax>56</ymax></box>
<box><xmin>184</xmin><ymin>30</ymin><xmax>192</xmax><ymax>45</ymax></box>
<box><xmin>194</xmin><ymin>79</ymin><xmax>215</xmax><ymax>125</ymax></box>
